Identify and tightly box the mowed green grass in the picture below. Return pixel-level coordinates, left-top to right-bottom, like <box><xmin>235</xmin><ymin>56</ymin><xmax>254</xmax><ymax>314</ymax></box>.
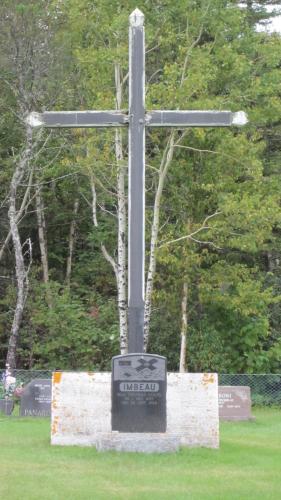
<box><xmin>0</xmin><ymin>408</ymin><xmax>280</xmax><ymax>500</ymax></box>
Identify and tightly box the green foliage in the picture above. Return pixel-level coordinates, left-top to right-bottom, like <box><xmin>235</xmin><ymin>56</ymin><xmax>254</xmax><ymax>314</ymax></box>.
<box><xmin>1</xmin><ymin>0</ymin><xmax>281</xmax><ymax>372</ymax></box>
<box><xmin>16</xmin><ymin>281</ymin><xmax>119</xmax><ymax>370</ymax></box>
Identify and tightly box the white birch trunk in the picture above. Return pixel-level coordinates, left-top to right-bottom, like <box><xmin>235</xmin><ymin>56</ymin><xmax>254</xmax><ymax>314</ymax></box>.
<box><xmin>65</xmin><ymin>198</ymin><xmax>79</xmax><ymax>286</ymax></box>
<box><xmin>6</xmin><ymin>125</ymin><xmax>33</xmax><ymax>369</ymax></box>
<box><xmin>0</xmin><ymin>166</ymin><xmax>34</xmax><ymax>262</ymax></box>
<box><xmin>115</xmin><ymin>62</ymin><xmax>128</xmax><ymax>354</ymax></box>
<box><xmin>89</xmin><ymin>64</ymin><xmax>128</xmax><ymax>354</ymax></box>
<box><xmin>179</xmin><ymin>281</ymin><xmax>188</xmax><ymax>372</ymax></box>
<box><xmin>35</xmin><ymin>182</ymin><xmax>54</xmax><ymax>308</ymax></box>
<box><xmin>144</xmin><ymin>132</ymin><xmax>175</xmax><ymax>349</ymax></box>
<box><xmin>143</xmin><ymin>25</ymin><xmax>204</xmax><ymax>350</ymax></box>
<box><xmin>35</xmin><ymin>185</ymin><xmax>49</xmax><ymax>284</ymax></box>
<box><xmin>90</xmin><ymin>174</ymin><xmax>118</xmax><ymax>280</ymax></box>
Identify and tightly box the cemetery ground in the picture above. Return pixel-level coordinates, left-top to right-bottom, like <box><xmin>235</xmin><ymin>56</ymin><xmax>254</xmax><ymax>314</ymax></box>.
<box><xmin>0</xmin><ymin>408</ymin><xmax>280</xmax><ymax>499</ymax></box>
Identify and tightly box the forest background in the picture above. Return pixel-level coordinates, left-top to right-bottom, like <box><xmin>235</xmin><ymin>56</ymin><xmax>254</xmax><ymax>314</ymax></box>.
<box><xmin>1</xmin><ymin>0</ymin><xmax>281</xmax><ymax>373</ymax></box>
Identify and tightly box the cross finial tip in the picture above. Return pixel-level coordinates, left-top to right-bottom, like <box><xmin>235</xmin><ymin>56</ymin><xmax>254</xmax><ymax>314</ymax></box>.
<box><xmin>26</xmin><ymin>112</ymin><xmax>43</xmax><ymax>128</ymax></box>
<box><xmin>129</xmin><ymin>8</ymin><xmax>144</xmax><ymax>27</ymax></box>
<box><xmin>232</xmin><ymin>111</ymin><xmax>248</xmax><ymax>126</ymax></box>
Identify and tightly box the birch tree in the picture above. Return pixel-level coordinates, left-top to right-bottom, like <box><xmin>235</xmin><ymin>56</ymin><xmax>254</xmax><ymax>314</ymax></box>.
<box><xmin>114</xmin><ymin>62</ymin><xmax>128</xmax><ymax>353</ymax></box>
<box><xmin>65</xmin><ymin>197</ymin><xmax>79</xmax><ymax>287</ymax></box>
<box><xmin>6</xmin><ymin>124</ymin><xmax>34</xmax><ymax>368</ymax></box>
<box><xmin>35</xmin><ymin>183</ymin><xmax>49</xmax><ymax>285</ymax></box>
<box><xmin>179</xmin><ymin>280</ymin><xmax>188</xmax><ymax>372</ymax></box>
<box><xmin>144</xmin><ymin>9</ymin><xmax>208</xmax><ymax>349</ymax></box>
<box><xmin>0</xmin><ymin>0</ymin><xmax>68</xmax><ymax>365</ymax></box>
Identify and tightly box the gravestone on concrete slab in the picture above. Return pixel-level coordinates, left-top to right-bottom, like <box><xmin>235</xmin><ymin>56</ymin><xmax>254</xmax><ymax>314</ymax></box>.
<box><xmin>219</xmin><ymin>386</ymin><xmax>252</xmax><ymax>421</ymax></box>
<box><xmin>112</xmin><ymin>354</ymin><xmax>167</xmax><ymax>432</ymax></box>
<box><xmin>20</xmin><ymin>379</ymin><xmax>52</xmax><ymax>417</ymax></box>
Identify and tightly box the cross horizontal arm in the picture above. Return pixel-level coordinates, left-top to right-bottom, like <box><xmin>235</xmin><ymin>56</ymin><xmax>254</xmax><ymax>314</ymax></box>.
<box><xmin>27</xmin><ymin>111</ymin><xmax>128</xmax><ymax>128</ymax></box>
<box><xmin>146</xmin><ymin>110</ymin><xmax>248</xmax><ymax>127</ymax></box>
<box><xmin>27</xmin><ymin>110</ymin><xmax>248</xmax><ymax>129</ymax></box>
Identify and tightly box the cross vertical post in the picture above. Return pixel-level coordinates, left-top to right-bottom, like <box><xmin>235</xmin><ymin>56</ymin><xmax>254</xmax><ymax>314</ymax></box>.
<box><xmin>128</xmin><ymin>9</ymin><xmax>145</xmax><ymax>353</ymax></box>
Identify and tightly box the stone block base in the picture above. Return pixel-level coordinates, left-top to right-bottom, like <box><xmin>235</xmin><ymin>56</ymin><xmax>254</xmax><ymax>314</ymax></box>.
<box><xmin>51</xmin><ymin>371</ymin><xmax>219</xmax><ymax>451</ymax></box>
<box><xmin>96</xmin><ymin>432</ymin><xmax>180</xmax><ymax>453</ymax></box>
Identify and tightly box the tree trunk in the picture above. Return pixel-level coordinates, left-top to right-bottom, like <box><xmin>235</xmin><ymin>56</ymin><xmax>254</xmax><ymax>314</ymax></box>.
<box><xmin>115</xmin><ymin>62</ymin><xmax>128</xmax><ymax>354</ymax></box>
<box><xmin>143</xmin><ymin>23</ymin><xmax>204</xmax><ymax>350</ymax></box>
<box><xmin>89</xmin><ymin>64</ymin><xmax>128</xmax><ymax>354</ymax></box>
<box><xmin>65</xmin><ymin>198</ymin><xmax>79</xmax><ymax>286</ymax></box>
<box><xmin>0</xmin><ymin>165</ymin><xmax>34</xmax><ymax>262</ymax></box>
<box><xmin>35</xmin><ymin>181</ymin><xmax>53</xmax><ymax>308</ymax></box>
<box><xmin>144</xmin><ymin>132</ymin><xmax>176</xmax><ymax>350</ymax></box>
<box><xmin>6</xmin><ymin>125</ymin><xmax>33</xmax><ymax>369</ymax></box>
<box><xmin>90</xmin><ymin>172</ymin><xmax>118</xmax><ymax>272</ymax></box>
<box><xmin>179</xmin><ymin>281</ymin><xmax>188</xmax><ymax>372</ymax></box>
<box><xmin>35</xmin><ymin>184</ymin><xmax>49</xmax><ymax>284</ymax></box>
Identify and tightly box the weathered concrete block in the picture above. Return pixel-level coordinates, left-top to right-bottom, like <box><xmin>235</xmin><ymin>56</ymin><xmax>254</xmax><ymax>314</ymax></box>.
<box><xmin>96</xmin><ymin>433</ymin><xmax>180</xmax><ymax>453</ymax></box>
<box><xmin>167</xmin><ymin>373</ymin><xmax>219</xmax><ymax>448</ymax></box>
<box><xmin>51</xmin><ymin>371</ymin><xmax>219</xmax><ymax>451</ymax></box>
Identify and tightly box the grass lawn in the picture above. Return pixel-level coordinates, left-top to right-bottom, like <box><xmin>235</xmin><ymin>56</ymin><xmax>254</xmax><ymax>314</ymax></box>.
<box><xmin>0</xmin><ymin>408</ymin><xmax>280</xmax><ymax>500</ymax></box>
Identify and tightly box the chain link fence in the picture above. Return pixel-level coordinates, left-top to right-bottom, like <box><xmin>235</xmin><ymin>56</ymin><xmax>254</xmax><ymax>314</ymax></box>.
<box><xmin>0</xmin><ymin>369</ymin><xmax>52</xmax><ymax>389</ymax></box>
<box><xmin>219</xmin><ymin>374</ymin><xmax>281</xmax><ymax>406</ymax></box>
<box><xmin>0</xmin><ymin>370</ymin><xmax>281</xmax><ymax>407</ymax></box>
<box><xmin>0</xmin><ymin>369</ymin><xmax>53</xmax><ymax>416</ymax></box>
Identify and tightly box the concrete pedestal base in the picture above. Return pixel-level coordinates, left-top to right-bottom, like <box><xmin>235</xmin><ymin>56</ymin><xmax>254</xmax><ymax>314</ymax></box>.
<box><xmin>51</xmin><ymin>372</ymin><xmax>219</xmax><ymax>451</ymax></box>
<box><xmin>96</xmin><ymin>432</ymin><xmax>180</xmax><ymax>453</ymax></box>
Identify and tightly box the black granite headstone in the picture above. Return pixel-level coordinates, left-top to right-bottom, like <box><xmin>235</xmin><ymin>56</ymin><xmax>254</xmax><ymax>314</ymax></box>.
<box><xmin>112</xmin><ymin>354</ymin><xmax>167</xmax><ymax>433</ymax></box>
<box><xmin>20</xmin><ymin>379</ymin><xmax>52</xmax><ymax>417</ymax></box>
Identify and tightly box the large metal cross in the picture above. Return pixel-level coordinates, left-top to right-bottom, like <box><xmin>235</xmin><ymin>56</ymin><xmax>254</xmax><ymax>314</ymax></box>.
<box><xmin>28</xmin><ymin>8</ymin><xmax>247</xmax><ymax>354</ymax></box>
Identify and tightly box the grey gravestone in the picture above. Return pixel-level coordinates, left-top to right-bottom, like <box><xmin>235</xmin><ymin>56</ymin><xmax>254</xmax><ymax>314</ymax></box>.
<box><xmin>20</xmin><ymin>379</ymin><xmax>52</xmax><ymax>417</ymax></box>
<box><xmin>0</xmin><ymin>399</ymin><xmax>14</xmax><ymax>415</ymax></box>
<box><xmin>112</xmin><ymin>354</ymin><xmax>167</xmax><ymax>432</ymax></box>
<box><xmin>219</xmin><ymin>386</ymin><xmax>252</xmax><ymax>421</ymax></box>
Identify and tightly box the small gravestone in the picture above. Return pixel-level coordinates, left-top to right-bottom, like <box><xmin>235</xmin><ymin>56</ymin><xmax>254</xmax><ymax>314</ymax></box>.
<box><xmin>219</xmin><ymin>386</ymin><xmax>252</xmax><ymax>421</ymax></box>
<box><xmin>0</xmin><ymin>399</ymin><xmax>14</xmax><ymax>415</ymax></box>
<box><xmin>112</xmin><ymin>354</ymin><xmax>167</xmax><ymax>432</ymax></box>
<box><xmin>20</xmin><ymin>379</ymin><xmax>52</xmax><ymax>417</ymax></box>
